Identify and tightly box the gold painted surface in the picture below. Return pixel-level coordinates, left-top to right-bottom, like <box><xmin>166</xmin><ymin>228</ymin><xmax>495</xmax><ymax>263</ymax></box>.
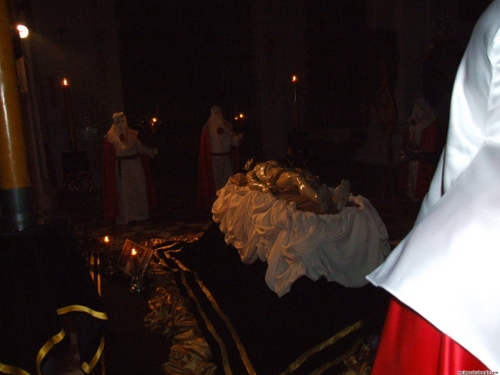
<box><xmin>0</xmin><ymin>0</ymin><xmax>30</xmax><ymax>189</ymax></box>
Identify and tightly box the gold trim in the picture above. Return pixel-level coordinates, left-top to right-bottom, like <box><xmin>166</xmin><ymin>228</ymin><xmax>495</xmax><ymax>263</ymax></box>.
<box><xmin>36</xmin><ymin>328</ymin><xmax>66</xmax><ymax>375</ymax></box>
<box><xmin>89</xmin><ymin>251</ymin><xmax>97</xmax><ymax>282</ymax></box>
<box><xmin>279</xmin><ymin>319</ymin><xmax>365</xmax><ymax>375</ymax></box>
<box><xmin>96</xmin><ymin>254</ymin><xmax>102</xmax><ymax>296</ymax></box>
<box><xmin>0</xmin><ymin>362</ymin><xmax>31</xmax><ymax>375</ymax></box>
<box><xmin>179</xmin><ymin>270</ymin><xmax>233</xmax><ymax>375</ymax></box>
<box><xmin>193</xmin><ymin>273</ymin><xmax>256</xmax><ymax>375</ymax></box>
<box><xmin>309</xmin><ymin>339</ymin><xmax>363</xmax><ymax>375</ymax></box>
<box><xmin>81</xmin><ymin>336</ymin><xmax>105</xmax><ymax>374</ymax></box>
<box><xmin>56</xmin><ymin>304</ymin><xmax>108</xmax><ymax>320</ymax></box>
<box><xmin>165</xmin><ymin>252</ymin><xmax>256</xmax><ymax>374</ymax></box>
<box><xmin>162</xmin><ymin>247</ymin><xmax>367</xmax><ymax>375</ymax></box>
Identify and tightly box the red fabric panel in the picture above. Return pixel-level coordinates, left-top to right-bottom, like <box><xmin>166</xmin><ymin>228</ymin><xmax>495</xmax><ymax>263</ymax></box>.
<box><xmin>196</xmin><ymin>128</ymin><xmax>216</xmax><ymax>209</ymax></box>
<box><xmin>372</xmin><ymin>298</ymin><xmax>489</xmax><ymax>375</ymax></box>
<box><xmin>398</xmin><ymin>123</ymin><xmax>442</xmax><ymax>200</ymax></box>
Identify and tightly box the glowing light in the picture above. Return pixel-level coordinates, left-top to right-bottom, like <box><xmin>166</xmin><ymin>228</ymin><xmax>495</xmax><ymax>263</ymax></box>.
<box><xmin>131</xmin><ymin>248</ymin><xmax>137</xmax><ymax>256</ymax></box>
<box><xmin>62</xmin><ymin>78</ymin><xmax>69</xmax><ymax>86</ymax></box>
<box><xmin>292</xmin><ymin>75</ymin><xmax>298</xmax><ymax>82</ymax></box>
<box><xmin>16</xmin><ymin>24</ymin><xmax>29</xmax><ymax>39</ymax></box>
<box><xmin>104</xmin><ymin>236</ymin><xmax>110</xmax><ymax>244</ymax></box>
<box><xmin>239</xmin><ymin>113</ymin><xmax>244</xmax><ymax>119</ymax></box>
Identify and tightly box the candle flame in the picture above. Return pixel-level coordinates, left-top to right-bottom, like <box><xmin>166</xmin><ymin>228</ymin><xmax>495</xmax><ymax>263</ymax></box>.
<box><xmin>131</xmin><ymin>248</ymin><xmax>137</xmax><ymax>256</ymax></box>
<box><xmin>292</xmin><ymin>75</ymin><xmax>297</xmax><ymax>82</ymax></box>
<box><xmin>62</xmin><ymin>78</ymin><xmax>69</xmax><ymax>86</ymax></box>
<box><xmin>239</xmin><ymin>113</ymin><xmax>244</xmax><ymax>118</ymax></box>
<box><xmin>104</xmin><ymin>236</ymin><xmax>110</xmax><ymax>243</ymax></box>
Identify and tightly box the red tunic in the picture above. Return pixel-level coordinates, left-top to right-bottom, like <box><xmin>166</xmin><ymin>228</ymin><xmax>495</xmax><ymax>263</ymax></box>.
<box><xmin>196</xmin><ymin>128</ymin><xmax>217</xmax><ymax>209</ymax></box>
<box><xmin>372</xmin><ymin>298</ymin><xmax>489</xmax><ymax>375</ymax></box>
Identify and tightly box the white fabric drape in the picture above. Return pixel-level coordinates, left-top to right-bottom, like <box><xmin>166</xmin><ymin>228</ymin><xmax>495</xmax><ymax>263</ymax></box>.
<box><xmin>212</xmin><ymin>181</ymin><xmax>391</xmax><ymax>297</ymax></box>
<box><xmin>367</xmin><ymin>0</ymin><xmax>500</xmax><ymax>370</ymax></box>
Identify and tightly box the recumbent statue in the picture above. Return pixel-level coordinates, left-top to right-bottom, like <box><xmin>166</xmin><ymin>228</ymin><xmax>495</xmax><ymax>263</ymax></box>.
<box><xmin>236</xmin><ymin>158</ymin><xmax>350</xmax><ymax>213</ymax></box>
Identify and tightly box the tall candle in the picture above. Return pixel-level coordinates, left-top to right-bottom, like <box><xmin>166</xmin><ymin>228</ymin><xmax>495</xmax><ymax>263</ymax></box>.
<box><xmin>292</xmin><ymin>75</ymin><xmax>299</xmax><ymax>133</ymax></box>
<box><xmin>62</xmin><ymin>78</ymin><xmax>77</xmax><ymax>151</ymax></box>
<box><xmin>131</xmin><ymin>248</ymin><xmax>139</xmax><ymax>273</ymax></box>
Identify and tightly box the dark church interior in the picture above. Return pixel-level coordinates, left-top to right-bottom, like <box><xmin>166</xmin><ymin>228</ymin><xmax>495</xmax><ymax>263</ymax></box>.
<box><xmin>0</xmin><ymin>0</ymin><xmax>495</xmax><ymax>374</ymax></box>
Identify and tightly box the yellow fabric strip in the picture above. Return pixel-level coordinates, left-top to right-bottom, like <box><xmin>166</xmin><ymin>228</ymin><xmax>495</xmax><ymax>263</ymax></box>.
<box><xmin>89</xmin><ymin>252</ymin><xmax>97</xmax><ymax>282</ymax></box>
<box><xmin>279</xmin><ymin>319</ymin><xmax>365</xmax><ymax>375</ymax></box>
<box><xmin>96</xmin><ymin>255</ymin><xmax>102</xmax><ymax>297</ymax></box>
<box><xmin>0</xmin><ymin>362</ymin><xmax>31</xmax><ymax>375</ymax></box>
<box><xmin>56</xmin><ymin>304</ymin><xmax>108</xmax><ymax>320</ymax></box>
<box><xmin>81</xmin><ymin>336</ymin><xmax>105</xmax><ymax>374</ymax></box>
<box><xmin>36</xmin><ymin>328</ymin><xmax>66</xmax><ymax>375</ymax></box>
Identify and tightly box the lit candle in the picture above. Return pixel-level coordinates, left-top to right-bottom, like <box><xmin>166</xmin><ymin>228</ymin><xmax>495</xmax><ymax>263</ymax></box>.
<box><xmin>103</xmin><ymin>235</ymin><xmax>111</xmax><ymax>249</ymax></box>
<box><xmin>62</xmin><ymin>78</ymin><xmax>77</xmax><ymax>151</ymax></box>
<box><xmin>291</xmin><ymin>75</ymin><xmax>299</xmax><ymax>133</ymax></box>
<box><xmin>131</xmin><ymin>248</ymin><xmax>139</xmax><ymax>273</ymax></box>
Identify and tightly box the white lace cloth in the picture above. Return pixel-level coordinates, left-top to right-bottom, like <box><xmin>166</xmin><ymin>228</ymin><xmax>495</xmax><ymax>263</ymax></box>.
<box><xmin>212</xmin><ymin>181</ymin><xmax>391</xmax><ymax>297</ymax></box>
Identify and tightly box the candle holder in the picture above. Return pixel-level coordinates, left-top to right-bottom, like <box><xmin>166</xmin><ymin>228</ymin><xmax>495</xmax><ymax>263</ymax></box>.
<box><xmin>129</xmin><ymin>270</ymin><xmax>144</xmax><ymax>293</ymax></box>
<box><xmin>115</xmin><ymin>239</ymin><xmax>154</xmax><ymax>293</ymax></box>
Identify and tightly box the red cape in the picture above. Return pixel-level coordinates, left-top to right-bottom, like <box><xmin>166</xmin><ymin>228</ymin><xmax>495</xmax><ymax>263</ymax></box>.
<box><xmin>102</xmin><ymin>139</ymin><xmax>157</xmax><ymax>220</ymax></box>
<box><xmin>196</xmin><ymin>128</ymin><xmax>216</xmax><ymax>209</ymax></box>
<box><xmin>398</xmin><ymin>122</ymin><xmax>442</xmax><ymax>200</ymax></box>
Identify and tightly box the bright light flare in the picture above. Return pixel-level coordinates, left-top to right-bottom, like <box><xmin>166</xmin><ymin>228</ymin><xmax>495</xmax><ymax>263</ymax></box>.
<box><xmin>16</xmin><ymin>24</ymin><xmax>29</xmax><ymax>39</ymax></box>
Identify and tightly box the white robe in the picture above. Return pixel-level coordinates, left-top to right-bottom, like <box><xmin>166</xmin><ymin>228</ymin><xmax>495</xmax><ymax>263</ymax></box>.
<box><xmin>204</xmin><ymin>113</ymin><xmax>239</xmax><ymax>190</ymax></box>
<box><xmin>105</xmin><ymin>124</ymin><xmax>153</xmax><ymax>225</ymax></box>
<box><xmin>367</xmin><ymin>0</ymin><xmax>500</xmax><ymax>370</ymax></box>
